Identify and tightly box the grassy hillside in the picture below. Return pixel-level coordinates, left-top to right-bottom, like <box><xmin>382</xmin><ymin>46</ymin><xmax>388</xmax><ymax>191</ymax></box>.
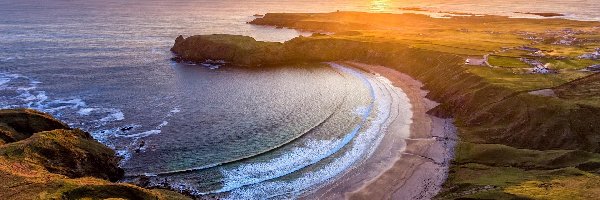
<box><xmin>0</xmin><ymin>109</ymin><xmax>191</xmax><ymax>200</ymax></box>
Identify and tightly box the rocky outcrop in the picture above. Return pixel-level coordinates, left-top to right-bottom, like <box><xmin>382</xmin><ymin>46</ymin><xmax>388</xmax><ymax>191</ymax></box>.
<box><xmin>0</xmin><ymin>109</ymin><xmax>190</xmax><ymax>200</ymax></box>
<box><xmin>170</xmin><ymin>34</ymin><xmax>289</xmax><ymax>66</ymax></box>
<box><xmin>171</xmin><ymin>34</ymin><xmax>407</xmax><ymax>66</ymax></box>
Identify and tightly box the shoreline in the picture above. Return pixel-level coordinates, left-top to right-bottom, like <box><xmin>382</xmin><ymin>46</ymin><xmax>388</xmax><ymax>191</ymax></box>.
<box><xmin>303</xmin><ymin>62</ymin><xmax>457</xmax><ymax>199</ymax></box>
<box><xmin>170</xmin><ymin>11</ymin><xmax>600</xmax><ymax>198</ymax></box>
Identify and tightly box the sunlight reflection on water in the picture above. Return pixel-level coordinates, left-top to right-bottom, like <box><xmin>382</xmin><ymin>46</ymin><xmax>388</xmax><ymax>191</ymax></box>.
<box><xmin>370</xmin><ymin>0</ymin><xmax>391</xmax><ymax>12</ymax></box>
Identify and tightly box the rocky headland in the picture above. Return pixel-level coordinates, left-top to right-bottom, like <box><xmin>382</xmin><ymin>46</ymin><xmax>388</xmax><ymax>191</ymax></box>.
<box><xmin>0</xmin><ymin>109</ymin><xmax>190</xmax><ymax>200</ymax></box>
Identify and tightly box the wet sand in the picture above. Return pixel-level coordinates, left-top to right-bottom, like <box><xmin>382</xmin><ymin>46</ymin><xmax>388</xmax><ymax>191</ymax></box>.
<box><xmin>302</xmin><ymin>62</ymin><xmax>457</xmax><ymax>200</ymax></box>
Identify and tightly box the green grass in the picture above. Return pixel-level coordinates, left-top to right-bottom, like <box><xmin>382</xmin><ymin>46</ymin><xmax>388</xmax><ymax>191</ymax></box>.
<box><xmin>505</xmin><ymin>175</ymin><xmax>600</xmax><ymax>200</ymax></box>
<box><xmin>438</xmin><ymin>142</ymin><xmax>600</xmax><ymax>199</ymax></box>
<box><xmin>439</xmin><ymin>164</ymin><xmax>593</xmax><ymax>199</ymax></box>
<box><xmin>412</xmin><ymin>43</ymin><xmax>490</xmax><ymax>55</ymax></box>
<box><xmin>496</xmin><ymin>49</ymin><xmax>532</xmax><ymax>57</ymax></box>
<box><xmin>543</xmin><ymin>58</ymin><xmax>600</xmax><ymax>70</ymax></box>
<box><xmin>534</xmin><ymin>44</ymin><xmax>595</xmax><ymax>57</ymax></box>
<box><xmin>485</xmin><ymin>53</ymin><xmax>598</xmax><ymax>71</ymax></box>
<box><xmin>488</xmin><ymin>55</ymin><xmax>530</xmax><ymax>68</ymax></box>
<box><xmin>466</xmin><ymin>66</ymin><xmax>589</xmax><ymax>91</ymax></box>
<box><xmin>455</xmin><ymin>142</ymin><xmax>600</xmax><ymax>169</ymax></box>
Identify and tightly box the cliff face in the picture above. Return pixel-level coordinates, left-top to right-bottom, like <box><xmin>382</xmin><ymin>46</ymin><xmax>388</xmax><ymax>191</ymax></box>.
<box><xmin>171</xmin><ymin>34</ymin><xmax>289</xmax><ymax>66</ymax></box>
<box><xmin>170</xmin><ymin>34</ymin><xmax>395</xmax><ymax>66</ymax></box>
<box><xmin>0</xmin><ymin>109</ymin><xmax>190</xmax><ymax>200</ymax></box>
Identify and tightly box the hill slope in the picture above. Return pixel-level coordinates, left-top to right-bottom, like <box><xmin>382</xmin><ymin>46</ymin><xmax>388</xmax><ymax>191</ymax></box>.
<box><xmin>0</xmin><ymin>109</ymin><xmax>190</xmax><ymax>200</ymax></box>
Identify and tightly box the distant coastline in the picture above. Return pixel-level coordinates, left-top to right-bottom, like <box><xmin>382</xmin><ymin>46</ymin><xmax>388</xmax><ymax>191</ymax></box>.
<box><xmin>514</xmin><ymin>12</ymin><xmax>565</xmax><ymax>17</ymax></box>
<box><xmin>398</xmin><ymin>6</ymin><xmax>567</xmax><ymax>19</ymax></box>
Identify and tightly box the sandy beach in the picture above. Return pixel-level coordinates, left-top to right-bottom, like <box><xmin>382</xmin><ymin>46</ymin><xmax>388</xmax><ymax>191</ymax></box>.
<box><xmin>302</xmin><ymin>62</ymin><xmax>457</xmax><ymax>200</ymax></box>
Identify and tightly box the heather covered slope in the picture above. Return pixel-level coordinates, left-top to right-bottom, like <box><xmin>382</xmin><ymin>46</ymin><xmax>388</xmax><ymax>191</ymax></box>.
<box><xmin>554</xmin><ymin>73</ymin><xmax>600</xmax><ymax>106</ymax></box>
<box><xmin>171</xmin><ymin>12</ymin><xmax>600</xmax><ymax>199</ymax></box>
<box><xmin>0</xmin><ymin>109</ymin><xmax>190</xmax><ymax>200</ymax></box>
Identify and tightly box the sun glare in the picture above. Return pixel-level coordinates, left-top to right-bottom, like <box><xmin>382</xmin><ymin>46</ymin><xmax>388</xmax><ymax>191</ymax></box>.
<box><xmin>370</xmin><ymin>0</ymin><xmax>391</xmax><ymax>12</ymax></box>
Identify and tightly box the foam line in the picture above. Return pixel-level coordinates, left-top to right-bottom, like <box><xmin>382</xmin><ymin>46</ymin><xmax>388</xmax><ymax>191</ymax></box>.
<box><xmin>161</xmin><ymin>63</ymin><xmax>378</xmax><ymax>196</ymax></box>
<box><xmin>224</xmin><ymin>64</ymin><xmax>412</xmax><ymax>199</ymax></box>
<box><xmin>0</xmin><ymin>72</ymin><xmax>126</xmax><ymax>140</ymax></box>
<box><xmin>128</xmin><ymin>95</ymin><xmax>348</xmax><ymax>177</ymax></box>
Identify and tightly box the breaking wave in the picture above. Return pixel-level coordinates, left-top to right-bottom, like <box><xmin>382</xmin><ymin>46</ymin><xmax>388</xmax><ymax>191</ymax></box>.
<box><xmin>0</xmin><ymin>72</ymin><xmax>181</xmax><ymax>164</ymax></box>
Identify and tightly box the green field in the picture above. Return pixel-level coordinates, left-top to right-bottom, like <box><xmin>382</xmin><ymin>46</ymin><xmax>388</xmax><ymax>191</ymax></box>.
<box><xmin>488</xmin><ymin>55</ymin><xmax>530</xmax><ymax>68</ymax></box>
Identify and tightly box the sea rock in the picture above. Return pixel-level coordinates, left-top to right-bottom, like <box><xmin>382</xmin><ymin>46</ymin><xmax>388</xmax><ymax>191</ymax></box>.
<box><xmin>121</xmin><ymin>125</ymin><xmax>134</xmax><ymax>131</ymax></box>
<box><xmin>175</xmin><ymin>35</ymin><xmax>185</xmax><ymax>45</ymax></box>
<box><xmin>170</xmin><ymin>34</ymin><xmax>289</xmax><ymax>66</ymax></box>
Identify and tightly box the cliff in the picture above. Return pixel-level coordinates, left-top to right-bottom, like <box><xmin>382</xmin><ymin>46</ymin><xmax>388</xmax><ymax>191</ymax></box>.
<box><xmin>0</xmin><ymin>109</ymin><xmax>190</xmax><ymax>200</ymax></box>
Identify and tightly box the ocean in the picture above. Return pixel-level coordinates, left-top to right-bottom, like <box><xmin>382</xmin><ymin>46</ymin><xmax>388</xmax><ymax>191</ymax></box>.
<box><xmin>0</xmin><ymin>0</ymin><xmax>597</xmax><ymax>198</ymax></box>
